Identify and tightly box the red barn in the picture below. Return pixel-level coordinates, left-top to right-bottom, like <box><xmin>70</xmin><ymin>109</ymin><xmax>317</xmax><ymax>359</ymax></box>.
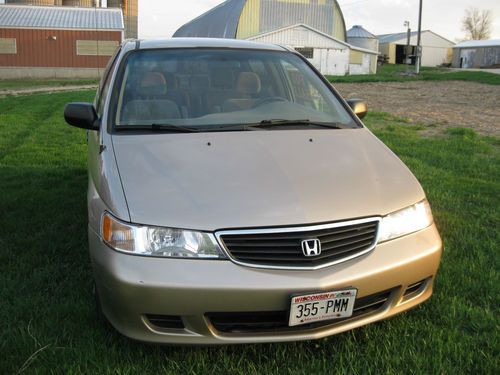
<box><xmin>0</xmin><ymin>5</ymin><xmax>123</xmax><ymax>78</ymax></box>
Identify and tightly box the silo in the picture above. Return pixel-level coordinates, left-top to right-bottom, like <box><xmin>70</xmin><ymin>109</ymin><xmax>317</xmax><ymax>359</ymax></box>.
<box><xmin>347</xmin><ymin>25</ymin><xmax>379</xmax><ymax>52</ymax></box>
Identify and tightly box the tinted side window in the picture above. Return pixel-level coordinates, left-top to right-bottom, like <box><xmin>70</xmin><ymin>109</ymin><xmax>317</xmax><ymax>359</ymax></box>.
<box><xmin>281</xmin><ymin>59</ymin><xmax>334</xmax><ymax>115</ymax></box>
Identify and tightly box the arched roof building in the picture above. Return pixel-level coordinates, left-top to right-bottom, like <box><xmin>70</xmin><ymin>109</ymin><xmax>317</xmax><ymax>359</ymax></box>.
<box><xmin>173</xmin><ymin>0</ymin><xmax>347</xmax><ymax>42</ymax></box>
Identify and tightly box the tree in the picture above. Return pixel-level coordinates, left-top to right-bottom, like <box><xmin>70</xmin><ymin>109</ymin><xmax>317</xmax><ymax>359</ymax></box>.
<box><xmin>462</xmin><ymin>7</ymin><xmax>492</xmax><ymax>40</ymax></box>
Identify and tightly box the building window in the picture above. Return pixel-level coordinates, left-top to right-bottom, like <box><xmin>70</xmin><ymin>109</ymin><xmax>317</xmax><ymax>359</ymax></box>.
<box><xmin>295</xmin><ymin>47</ymin><xmax>314</xmax><ymax>59</ymax></box>
<box><xmin>76</xmin><ymin>40</ymin><xmax>119</xmax><ymax>56</ymax></box>
<box><xmin>0</xmin><ymin>38</ymin><xmax>17</xmax><ymax>54</ymax></box>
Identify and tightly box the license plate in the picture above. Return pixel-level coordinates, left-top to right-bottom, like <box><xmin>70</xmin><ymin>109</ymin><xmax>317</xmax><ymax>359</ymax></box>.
<box><xmin>288</xmin><ymin>289</ymin><xmax>357</xmax><ymax>327</ymax></box>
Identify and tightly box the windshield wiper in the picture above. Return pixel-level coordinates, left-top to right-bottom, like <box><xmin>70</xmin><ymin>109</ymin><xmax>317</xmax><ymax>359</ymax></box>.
<box><xmin>246</xmin><ymin>119</ymin><xmax>343</xmax><ymax>130</ymax></box>
<box><xmin>115</xmin><ymin>124</ymin><xmax>200</xmax><ymax>133</ymax></box>
<box><xmin>115</xmin><ymin>121</ymin><xmax>343</xmax><ymax>133</ymax></box>
<box><xmin>200</xmin><ymin>120</ymin><xmax>344</xmax><ymax>132</ymax></box>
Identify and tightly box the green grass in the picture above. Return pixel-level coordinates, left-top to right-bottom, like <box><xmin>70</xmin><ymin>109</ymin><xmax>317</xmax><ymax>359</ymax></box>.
<box><xmin>327</xmin><ymin>64</ymin><xmax>500</xmax><ymax>85</ymax></box>
<box><xmin>0</xmin><ymin>91</ymin><xmax>498</xmax><ymax>374</ymax></box>
<box><xmin>0</xmin><ymin>79</ymin><xmax>98</xmax><ymax>91</ymax></box>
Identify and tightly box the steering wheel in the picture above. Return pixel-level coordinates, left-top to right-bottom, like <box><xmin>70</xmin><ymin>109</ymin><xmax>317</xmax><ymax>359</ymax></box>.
<box><xmin>254</xmin><ymin>97</ymin><xmax>287</xmax><ymax>107</ymax></box>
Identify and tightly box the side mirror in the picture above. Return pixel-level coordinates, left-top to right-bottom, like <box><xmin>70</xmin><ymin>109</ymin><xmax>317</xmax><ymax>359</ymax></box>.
<box><xmin>346</xmin><ymin>99</ymin><xmax>368</xmax><ymax>119</ymax></box>
<box><xmin>64</xmin><ymin>102</ymin><xmax>99</xmax><ymax>130</ymax></box>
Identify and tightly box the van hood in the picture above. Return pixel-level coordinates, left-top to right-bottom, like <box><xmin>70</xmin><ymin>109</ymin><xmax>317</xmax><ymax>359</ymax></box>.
<box><xmin>111</xmin><ymin>129</ymin><xmax>425</xmax><ymax>231</ymax></box>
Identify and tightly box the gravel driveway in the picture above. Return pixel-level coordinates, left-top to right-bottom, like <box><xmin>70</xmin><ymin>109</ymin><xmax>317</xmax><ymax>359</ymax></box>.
<box><xmin>334</xmin><ymin>81</ymin><xmax>500</xmax><ymax>137</ymax></box>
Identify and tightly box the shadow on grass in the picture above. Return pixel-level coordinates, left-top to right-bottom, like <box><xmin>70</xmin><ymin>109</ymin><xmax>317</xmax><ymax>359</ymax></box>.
<box><xmin>0</xmin><ymin>165</ymin><xmax>92</xmax><ymax>363</ymax></box>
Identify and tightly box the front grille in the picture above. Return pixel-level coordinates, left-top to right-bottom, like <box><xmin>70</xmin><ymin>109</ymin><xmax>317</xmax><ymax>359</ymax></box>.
<box><xmin>207</xmin><ymin>288</ymin><xmax>393</xmax><ymax>334</ymax></box>
<box><xmin>218</xmin><ymin>218</ymin><xmax>379</xmax><ymax>269</ymax></box>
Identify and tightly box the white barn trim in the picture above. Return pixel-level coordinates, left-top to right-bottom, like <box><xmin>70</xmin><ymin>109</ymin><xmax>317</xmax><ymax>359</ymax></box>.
<box><xmin>248</xmin><ymin>23</ymin><xmax>378</xmax><ymax>75</ymax></box>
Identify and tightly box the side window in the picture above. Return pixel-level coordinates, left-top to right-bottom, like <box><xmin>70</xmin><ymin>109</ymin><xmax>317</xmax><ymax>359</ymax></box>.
<box><xmin>248</xmin><ymin>59</ymin><xmax>279</xmax><ymax>97</ymax></box>
<box><xmin>281</xmin><ymin>60</ymin><xmax>326</xmax><ymax>112</ymax></box>
<box><xmin>96</xmin><ymin>47</ymin><xmax>121</xmax><ymax>117</ymax></box>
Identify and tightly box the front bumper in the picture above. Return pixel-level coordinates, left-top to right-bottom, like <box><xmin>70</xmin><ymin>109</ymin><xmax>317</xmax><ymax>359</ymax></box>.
<box><xmin>89</xmin><ymin>224</ymin><xmax>442</xmax><ymax>344</ymax></box>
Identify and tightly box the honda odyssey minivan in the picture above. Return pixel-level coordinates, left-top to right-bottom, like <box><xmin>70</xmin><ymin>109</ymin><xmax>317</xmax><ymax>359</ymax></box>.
<box><xmin>64</xmin><ymin>38</ymin><xmax>442</xmax><ymax>344</ymax></box>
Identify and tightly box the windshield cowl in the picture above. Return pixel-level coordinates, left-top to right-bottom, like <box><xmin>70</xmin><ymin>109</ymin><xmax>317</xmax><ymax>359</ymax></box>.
<box><xmin>114</xmin><ymin>119</ymin><xmax>348</xmax><ymax>133</ymax></box>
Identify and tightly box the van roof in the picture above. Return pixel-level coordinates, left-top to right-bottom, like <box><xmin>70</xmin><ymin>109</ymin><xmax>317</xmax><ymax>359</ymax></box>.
<box><xmin>124</xmin><ymin>38</ymin><xmax>288</xmax><ymax>52</ymax></box>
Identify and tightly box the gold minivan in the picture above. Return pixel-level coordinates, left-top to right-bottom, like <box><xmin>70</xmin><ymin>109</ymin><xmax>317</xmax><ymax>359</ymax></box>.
<box><xmin>64</xmin><ymin>38</ymin><xmax>442</xmax><ymax>344</ymax></box>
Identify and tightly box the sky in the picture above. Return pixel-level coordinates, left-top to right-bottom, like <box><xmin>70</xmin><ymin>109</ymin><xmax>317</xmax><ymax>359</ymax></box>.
<box><xmin>138</xmin><ymin>0</ymin><xmax>500</xmax><ymax>42</ymax></box>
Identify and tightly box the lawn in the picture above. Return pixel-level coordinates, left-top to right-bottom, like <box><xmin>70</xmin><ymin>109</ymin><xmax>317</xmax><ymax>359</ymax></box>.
<box><xmin>326</xmin><ymin>64</ymin><xmax>500</xmax><ymax>85</ymax></box>
<box><xmin>0</xmin><ymin>91</ymin><xmax>498</xmax><ymax>374</ymax></box>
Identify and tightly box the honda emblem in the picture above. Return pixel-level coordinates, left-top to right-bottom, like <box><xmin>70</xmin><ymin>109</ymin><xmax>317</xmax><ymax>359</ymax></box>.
<box><xmin>301</xmin><ymin>239</ymin><xmax>321</xmax><ymax>257</ymax></box>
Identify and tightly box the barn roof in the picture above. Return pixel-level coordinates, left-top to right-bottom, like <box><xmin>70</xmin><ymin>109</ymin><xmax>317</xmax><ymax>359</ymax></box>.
<box><xmin>453</xmin><ymin>39</ymin><xmax>500</xmax><ymax>49</ymax></box>
<box><xmin>377</xmin><ymin>31</ymin><xmax>419</xmax><ymax>44</ymax></box>
<box><xmin>247</xmin><ymin>23</ymin><xmax>351</xmax><ymax>48</ymax></box>
<box><xmin>173</xmin><ymin>0</ymin><xmax>347</xmax><ymax>41</ymax></box>
<box><xmin>0</xmin><ymin>5</ymin><xmax>124</xmax><ymax>30</ymax></box>
<box><xmin>248</xmin><ymin>23</ymin><xmax>379</xmax><ymax>55</ymax></box>
<box><xmin>173</xmin><ymin>0</ymin><xmax>247</xmax><ymax>39</ymax></box>
<box><xmin>377</xmin><ymin>30</ymin><xmax>454</xmax><ymax>46</ymax></box>
<box><xmin>347</xmin><ymin>25</ymin><xmax>376</xmax><ymax>39</ymax></box>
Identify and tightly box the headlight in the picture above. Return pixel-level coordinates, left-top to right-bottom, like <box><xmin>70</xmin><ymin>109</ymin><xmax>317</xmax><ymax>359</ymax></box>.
<box><xmin>378</xmin><ymin>200</ymin><xmax>433</xmax><ymax>242</ymax></box>
<box><xmin>101</xmin><ymin>212</ymin><xmax>226</xmax><ymax>258</ymax></box>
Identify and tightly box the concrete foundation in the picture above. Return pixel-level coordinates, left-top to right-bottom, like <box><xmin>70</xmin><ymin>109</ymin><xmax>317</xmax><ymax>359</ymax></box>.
<box><xmin>0</xmin><ymin>67</ymin><xmax>102</xmax><ymax>79</ymax></box>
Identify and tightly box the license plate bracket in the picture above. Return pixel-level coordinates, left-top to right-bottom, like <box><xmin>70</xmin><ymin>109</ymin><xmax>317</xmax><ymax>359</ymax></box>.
<box><xmin>288</xmin><ymin>288</ymin><xmax>358</xmax><ymax>327</ymax></box>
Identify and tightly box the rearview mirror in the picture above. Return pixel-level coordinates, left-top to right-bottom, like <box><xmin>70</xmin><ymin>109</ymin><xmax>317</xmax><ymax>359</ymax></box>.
<box><xmin>64</xmin><ymin>102</ymin><xmax>99</xmax><ymax>130</ymax></box>
<box><xmin>346</xmin><ymin>99</ymin><xmax>368</xmax><ymax>119</ymax></box>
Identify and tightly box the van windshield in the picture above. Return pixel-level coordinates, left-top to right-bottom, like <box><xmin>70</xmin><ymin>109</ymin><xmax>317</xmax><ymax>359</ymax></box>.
<box><xmin>113</xmin><ymin>48</ymin><xmax>357</xmax><ymax>130</ymax></box>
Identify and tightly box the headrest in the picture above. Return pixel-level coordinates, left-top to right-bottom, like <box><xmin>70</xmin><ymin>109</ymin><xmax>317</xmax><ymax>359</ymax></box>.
<box><xmin>211</xmin><ymin>68</ymin><xmax>234</xmax><ymax>89</ymax></box>
<box><xmin>190</xmin><ymin>76</ymin><xmax>210</xmax><ymax>90</ymax></box>
<box><xmin>138</xmin><ymin>71</ymin><xmax>167</xmax><ymax>97</ymax></box>
<box><xmin>237</xmin><ymin>72</ymin><xmax>261</xmax><ymax>95</ymax></box>
<box><xmin>163</xmin><ymin>72</ymin><xmax>178</xmax><ymax>90</ymax></box>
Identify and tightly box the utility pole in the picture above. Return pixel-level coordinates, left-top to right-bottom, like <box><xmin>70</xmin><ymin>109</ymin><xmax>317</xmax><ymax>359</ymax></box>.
<box><xmin>415</xmin><ymin>0</ymin><xmax>423</xmax><ymax>74</ymax></box>
<box><xmin>404</xmin><ymin>21</ymin><xmax>411</xmax><ymax>68</ymax></box>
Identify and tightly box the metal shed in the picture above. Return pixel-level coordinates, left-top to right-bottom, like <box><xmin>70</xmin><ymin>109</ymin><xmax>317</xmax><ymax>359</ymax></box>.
<box><xmin>173</xmin><ymin>0</ymin><xmax>347</xmax><ymax>42</ymax></box>
<box><xmin>451</xmin><ymin>40</ymin><xmax>500</xmax><ymax>69</ymax></box>
<box><xmin>248</xmin><ymin>23</ymin><xmax>377</xmax><ymax>75</ymax></box>
<box><xmin>0</xmin><ymin>5</ymin><xmax>123</xmax><ymax>78</ymax></box>
<box><xmin>249</xmin><ymin>23</ymin><xmax>350</xmax><ymax>75</ymax></box>
<box><xmin>378</xmin><ymin>30</ymin><xmax>454</xmax><ymax>67</ymax></box>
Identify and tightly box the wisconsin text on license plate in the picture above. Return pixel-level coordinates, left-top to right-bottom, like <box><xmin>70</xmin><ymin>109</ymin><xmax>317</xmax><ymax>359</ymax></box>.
<box><xmin>288</xmin><ymin>289</ymin><xmax>357</xmax><ymax>327</ymax></box>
